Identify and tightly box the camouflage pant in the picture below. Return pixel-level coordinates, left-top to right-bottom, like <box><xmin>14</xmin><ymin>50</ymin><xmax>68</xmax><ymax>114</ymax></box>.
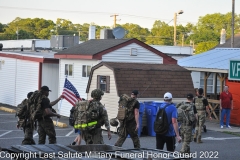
<box><xmin>180</xmin><ymin>125</ymin><xmax>192</xmax><ymax>153</ymax></box>
<box><xmin>22</xmin><ymin>123</ymin><xmax>36</xmax><ymax>145</ymax></box>
<box><xmin>195</xmin><ymin>112</ymin><xmax>206</xmax><ymax>137</ymax></box>
<box><xmin>114</xmin><ymin>120</ymin><xmax>140</xmax><ymax>148</ymax></box>
<box><xmin>82</xmin><ymin>127</ymin><xmax>104</xmax><ymax>144</ymax></box>
<box><xmin>38</xmin><ymin>118</ymin><xmax>56</xmax><ymax>144</ymax></box>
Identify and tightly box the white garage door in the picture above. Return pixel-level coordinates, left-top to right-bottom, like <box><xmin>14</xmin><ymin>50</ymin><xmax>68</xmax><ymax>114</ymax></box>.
<box><xmin>15</xmin><ymin>60</ymin><xmax>39</xmax><ymax>105</ymax></box>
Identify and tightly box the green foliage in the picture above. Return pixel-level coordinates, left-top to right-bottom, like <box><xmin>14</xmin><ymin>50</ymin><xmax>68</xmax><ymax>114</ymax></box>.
<box><xmin>0</xmin><ymin>11</ymin><xmax>239</xmax><ymax>55</ymax></box>
<box><xmin>195</xmin><ymin>41</ymin><xmax>219</xmax><ymax>54</ymax></box>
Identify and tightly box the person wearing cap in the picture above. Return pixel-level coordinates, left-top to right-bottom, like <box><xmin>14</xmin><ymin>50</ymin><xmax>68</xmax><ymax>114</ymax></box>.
<box><xmin>114</xmin><ymin>90</ymin><xmax>141</xmax><ymax>148</ymax></box>
<box><xmin>193</xmin><ymin>88</ymin><xmax>211</xmax><ymax>143</ymax></box>
<box><xmin>37</xmin><ymin>86</ymin><xmax>63</xmax><ymax>144</ymax></box>
<box><xmin>156</xmin><ymin>92</ymin><xmax>181</xmax><ymax>152</ymax></box>
<box><xmin>177</xmin><ymin>93</ymin><xmax>198</xmax><ymax>154</ymax></box>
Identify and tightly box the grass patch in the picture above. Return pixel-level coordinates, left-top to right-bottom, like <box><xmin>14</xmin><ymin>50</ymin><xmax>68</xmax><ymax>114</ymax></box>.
<box><xmin>223</xmin><ymin>131</ymin><xmax>240</xmax><ymax>137</ymax></box>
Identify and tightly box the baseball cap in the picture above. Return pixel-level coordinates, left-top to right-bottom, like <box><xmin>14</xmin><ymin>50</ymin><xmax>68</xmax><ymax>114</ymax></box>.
<box><xmin>131</xmin><ymin>90</ymin><xmax>139</xmax><ymax>95</ymax></box>
<box><xmin>187</xmin><ymin>93</ymin><xmax>194</xmax><ymax>99</ymax></box>
<box><xmin>41</xmin><ymin>86</ymin><xmax>51</xmax><ymax>92</ymax></box>
<box><xmin>164</xmin><ymin>92</ymin><xmax>172</xmax><ymax>100</ymax></box>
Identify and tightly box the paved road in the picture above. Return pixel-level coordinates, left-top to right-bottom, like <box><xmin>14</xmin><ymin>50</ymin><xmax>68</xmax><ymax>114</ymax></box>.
<box><xmin>0</xmin><ymin>110</ymin><xmax>240</xmax><ymax>159</ymax></box>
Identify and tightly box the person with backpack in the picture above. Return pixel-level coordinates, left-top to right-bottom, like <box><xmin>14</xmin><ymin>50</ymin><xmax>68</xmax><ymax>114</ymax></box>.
<box><xmin>16</xmin><ymin>91</ymin><xmax>35</xmax><ymax>145</ymax></box>
<box><xmin>74</xmin><ymin>89</ymin><xmax>111</xmax><ymax>144</ymax></box>
<box><xmin>28</xmin><ymin>86</ymin><xmax>63</xmax><ymax>144</ymax></box>
<box><xmin>193</xmin><ymin>88</ymin><xmax>212</xmax><ymax>143</ymax></box>
<box><xmin>155</xmin><ymin>92</ymin><xmax>181</xmax><ymax>152</ymax></box>
<box><xmin>177</xmin><ymin>93</ymin><xmax>197</xmax><ymax>154</ymax></box>
<box><xmin>114</xmin><ymin>90</ymin><xmax>141</xmax><ymax>149</ymax></box>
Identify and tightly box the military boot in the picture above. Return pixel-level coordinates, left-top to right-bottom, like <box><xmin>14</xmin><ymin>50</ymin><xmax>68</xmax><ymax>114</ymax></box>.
<box><xmin>193</xmin><ymin>131</ymin><xmax>198</xmax><ymax>142</ymax></box>
<box><xmin>197</xmin><ymin>136</ymin><xmax>203</xmax><ymax>143</ymax></box>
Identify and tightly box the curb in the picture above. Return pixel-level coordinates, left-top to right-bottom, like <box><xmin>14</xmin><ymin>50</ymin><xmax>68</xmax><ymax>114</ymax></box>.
<box><xmin>53</xmin><ymin>120</ymin><xmax>68</xmax><ymax>128</ymax></box>
<box><xmin>0</xmin><ymin>106</ymin><xmax>16</xmax><ymax>113</ymax></box>
<box><xmin>0</xmin><ymin>106</ymin><xmax>68</xmax><ymax>128</ymax></box>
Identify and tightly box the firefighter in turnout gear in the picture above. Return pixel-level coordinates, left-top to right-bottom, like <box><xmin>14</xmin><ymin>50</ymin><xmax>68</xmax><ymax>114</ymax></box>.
<box><xmin>114</xmin><ymin>90</ymin><xmax>141</xmax><ymax>149</ymax></box>
<box><xmin>75</xmin><ymin>89</ymin><xmax>111</xmax><ymax>144</ymax></box>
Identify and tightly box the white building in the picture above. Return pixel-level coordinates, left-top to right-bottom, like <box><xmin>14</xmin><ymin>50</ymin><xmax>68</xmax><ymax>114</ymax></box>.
<box><xmin>0</xmin><ymin>50</ymin><xmax>59</xmax><ymax>107</ymax></box>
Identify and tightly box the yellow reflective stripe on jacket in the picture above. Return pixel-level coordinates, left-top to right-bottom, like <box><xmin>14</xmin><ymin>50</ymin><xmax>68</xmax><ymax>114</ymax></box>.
<box><xmin>74</xmin><ymin>121</ymin><xmax>97</xmax><ymax>129</ymax></box>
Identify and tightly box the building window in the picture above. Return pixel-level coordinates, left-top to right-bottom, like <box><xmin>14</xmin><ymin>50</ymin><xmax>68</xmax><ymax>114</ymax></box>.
<box><xmin>200</xmin><ymin>72</ymin><xmax>214</xmax><ymax>93</ymax></box>
<box><xmin>65</xmin><ymin>64</ymin><xmax>73</xmax><ymax>76</ymax></box>
<box><xmin>97</xmin><ymin>75</ymin><xmax>110</xmax><ymax>93</ymax></box>
<box><xmin>82</xmin><ymin>65</ymin><xmax>91</xmax><ymax>77</ymax></box>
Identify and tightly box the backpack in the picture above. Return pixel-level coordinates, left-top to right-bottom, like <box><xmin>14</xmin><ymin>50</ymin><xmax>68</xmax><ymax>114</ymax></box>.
<box><xmin>117</xmin><ymin>94</ymin><xmax>137</xmax><ymax>121</ymax></box>
<box><xmin>16</xmin><ymin>99</ymin><xmax>28</xmax><ymax>119</ymax></box>
<box><xmin>154</xmin><ymin>103</ymin><xmax>171</xmax><ymax>135</ymax></box>
<box><xmin>73</xmin><ymin>100</ymin><xmax>89</xmax><ymax>130</ymax></box>
<box><xmin>177</xmin><ymin>102</ymin><xmax>196</xmax><ymax>125</ymax></box>
<box><xmin>27</xmin><ymin>90</ymin><xmax>47</xmax><ymax>122</ymax></box>
<box><xmin>16</xmin><ymin>99</ymin><xmax>29</xmax><ymax>128</ymax></box>
<box><xmin>69</xmin><ymin>106</ymin><xmax>76</xmax><ymax>126</ymax></box>
<box><xmin>194</xmin><ymin>96</ymin><xmax>206</xmax><ymax>110</ymax></box>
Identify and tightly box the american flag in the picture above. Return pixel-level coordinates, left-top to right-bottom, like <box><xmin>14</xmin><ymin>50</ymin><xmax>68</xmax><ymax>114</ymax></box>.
<box><xmin>62</xmin><ymin>78</ymin><xmax>81</xmax><ymax>106</ymax></box>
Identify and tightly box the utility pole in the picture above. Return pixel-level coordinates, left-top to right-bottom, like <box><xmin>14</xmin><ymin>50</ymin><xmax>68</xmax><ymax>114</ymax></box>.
<box><xmin>110</xmin><ymin>14</ymin><xmax>119</xmax><ymax>28</ymax></box>
<box><xmin>174</xmin><ymin>13</ymin><xmax>177</xmax><ymax>46</ymax></box>
<box><xmin>182</xmin><ymin>35</ymin><xmax>184</xmax><ymax>47</ymax></box>
<box><xmin>231</xmin><ymin>0</ymin><xmax>235</xmax><ymax>48</ymax></box>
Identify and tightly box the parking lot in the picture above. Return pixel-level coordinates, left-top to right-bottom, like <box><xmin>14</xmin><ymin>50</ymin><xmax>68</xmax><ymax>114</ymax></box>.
<box><xmin>1</xmin><ymin>109</ymin><xmax>240</xmax><ymax>159</ymax></box>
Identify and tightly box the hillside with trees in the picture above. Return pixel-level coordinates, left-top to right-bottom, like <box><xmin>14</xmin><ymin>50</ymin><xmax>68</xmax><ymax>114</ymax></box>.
<box><xmin>0</xmin><ymin>12</ymin><xmax>239</xmax><ymax>53</ymax></box>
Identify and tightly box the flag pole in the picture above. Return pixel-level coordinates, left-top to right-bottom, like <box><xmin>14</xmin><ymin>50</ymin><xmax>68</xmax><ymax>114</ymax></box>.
<box><xmin>56</xmin><ymin>76</ymin><xmax>67</xmax><ymax>127</ymax></box>
<box><xmin>56</xmin><ymin>99</ymin><xmax>62</xmax><ymax>127</ymax></box>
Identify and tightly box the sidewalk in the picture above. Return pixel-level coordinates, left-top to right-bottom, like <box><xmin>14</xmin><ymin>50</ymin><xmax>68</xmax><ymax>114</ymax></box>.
<box><xmin>205</xmin><ymin>120</ymin><xmax>240</xmax><ymax>133</ymax></box>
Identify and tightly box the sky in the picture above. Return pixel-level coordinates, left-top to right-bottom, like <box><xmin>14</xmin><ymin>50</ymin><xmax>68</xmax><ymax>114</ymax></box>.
<box><xmin>0</xmin><ymin>0</ymin><xmax>239</xmax><ymax>29</ymax></box>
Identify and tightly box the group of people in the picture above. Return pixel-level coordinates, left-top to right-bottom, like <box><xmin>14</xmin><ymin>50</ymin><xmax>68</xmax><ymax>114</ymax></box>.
<box><xmin>16</xmin><ymin>85</ymin><xmax>233</xmax><ymax>155</ymax></box>
<box><xmin>157</xmin><ymin>85</ymin><xmax>233</xmax><ymax>155</ymax></box>
<box><xmin>16</xmin><ymin>86</ymin><xmax>62</xmax><ymax>145</ymax></box>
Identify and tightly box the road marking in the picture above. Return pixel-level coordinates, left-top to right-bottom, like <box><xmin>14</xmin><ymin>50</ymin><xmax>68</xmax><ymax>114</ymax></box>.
<box><xmin>202</xmin><ymin>137</ymin><xmax>240</xmax><ymax>140</ymax></box>
<box><xmin>0</xmin><ymin>135</ymin><xmax>76</xmax><ymax>140</ymax></box>
<box><xmin>0</xmin><ymin>131</ymin><xmax>12</xmax><ymax>137</ymax></box>
<box><xmin>65</xmin><ymin>129</ymin><xmax>74</xmax><ymax>136</ymax></box>
<box><xmin>0</xmin><ymin>121</ymin><xmax>17</xmax><ymax>123</ymax></box>
<box><xmin>33</xmin><ymin>133</ymin><xmax>38</xmax><ymax>137</ymax></box>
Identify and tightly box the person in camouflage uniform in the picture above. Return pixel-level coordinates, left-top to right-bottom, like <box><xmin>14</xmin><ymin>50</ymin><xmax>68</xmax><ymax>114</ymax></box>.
<box><xmin>81</xmin><ymin>89</ymin><xmax>111</xmax><ymax>144</ymax></box>
<box><xmin>193</xmin><ymin>88</ymin><xmax>212</xmax><ymax>143</ymax></box>
<box><xmin>37</xmin><ymin>86</ymin><xmax>63</xmax><ymax>144</ymax></box>
<box><xmin>17</xmin><ymin>92</ymin><xmax>36</xmax><ymax>145</ymax></box>
<box><xmin>114</xmin><ymin>90</ymin><xmax>141</xmax><ymax>149</ymax></box>
<box><xmin>177</xmin><ymin>93</ymin><xmax>197</xmax><ymax>154</ymax></box>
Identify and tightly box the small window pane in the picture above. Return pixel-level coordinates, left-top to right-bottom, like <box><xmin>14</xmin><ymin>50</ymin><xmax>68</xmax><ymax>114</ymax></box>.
<box><xmin>69</xmin><ymin>64</ymin><xmax>73</xmax><ymax>76</ymax></box>
<box><xmin>82</xmin><ymin>65</ymin><xmax>86</xmax><ymax>77</ymax></box>
<box><xmin>87</xmin><ymin>66</ymin><xmax>91</xmax><ymax>77</ymax></box>
<box><xmin>100</xmin><ymin>76</ymin><xmax>106</xmax><ymax>92</ymax></box>
<box><xmin>65</xmin><ymin>64</ymin><xmax>68</xmax><ymax>76</ymax></box>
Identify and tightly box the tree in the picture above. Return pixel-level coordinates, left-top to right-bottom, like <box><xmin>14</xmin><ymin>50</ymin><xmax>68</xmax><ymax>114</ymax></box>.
<box><xmin>195</xmin><ymin>41</ymin><xmax>219</xmax><ymax>54</ymax></box>
<box><xmin>120</xmin><ymin>23</ymin><xmax>150</xmax><ymax>42</ymax></box>
<box><xmin>146</xmin><ymin>20</ymin><xmax>173</xmax><ymax>45</ymax></box>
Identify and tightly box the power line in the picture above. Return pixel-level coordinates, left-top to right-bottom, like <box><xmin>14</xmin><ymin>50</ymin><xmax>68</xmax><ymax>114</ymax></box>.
<box><xmin>0</xmin><ymin>6</ymin><xmax>198</xmax><ymax>24</ymax></box>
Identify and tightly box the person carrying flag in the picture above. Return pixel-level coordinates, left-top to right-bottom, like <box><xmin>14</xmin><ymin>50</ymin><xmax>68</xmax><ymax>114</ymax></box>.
<box><xmin>35</xmin><ymin>86</ymin><xmax>63</xmax><ymax>144</ymax></box>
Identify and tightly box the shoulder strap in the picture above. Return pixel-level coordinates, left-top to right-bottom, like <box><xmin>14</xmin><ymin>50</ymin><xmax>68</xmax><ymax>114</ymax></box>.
<box><xmin>163</xmin><ymin>103</ymin><xmax>172</xmax><ymax>109</ymax></box>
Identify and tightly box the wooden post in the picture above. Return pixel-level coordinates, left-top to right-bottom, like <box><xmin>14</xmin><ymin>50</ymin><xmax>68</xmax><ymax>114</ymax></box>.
<box><xmin>217</xmin><ymin>73</ymin><xmax>227</xmax><ymax>93</ymax></box>
<box><xmin>204</xmin><ymin>72</ymin><xmax>211</xmax><ymax>97</ymax></box>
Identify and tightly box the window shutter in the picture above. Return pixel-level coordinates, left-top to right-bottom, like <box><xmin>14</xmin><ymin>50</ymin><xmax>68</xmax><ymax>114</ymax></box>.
<box><xmin>106</xmin><ymin>76</ymin><xmax>110</xmax><ymax>93</ymax></box>
<box><xmin>97</xmin><ymin>75</ymin><xmax>100</xmax><ymax>89</ymax></box>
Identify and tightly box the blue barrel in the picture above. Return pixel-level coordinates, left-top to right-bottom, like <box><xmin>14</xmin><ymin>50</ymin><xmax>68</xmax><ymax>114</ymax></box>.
<box><xmin>144</xmin><ymin>101</ymin><xmax>156</xmax><ymax>136</ymax></box>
